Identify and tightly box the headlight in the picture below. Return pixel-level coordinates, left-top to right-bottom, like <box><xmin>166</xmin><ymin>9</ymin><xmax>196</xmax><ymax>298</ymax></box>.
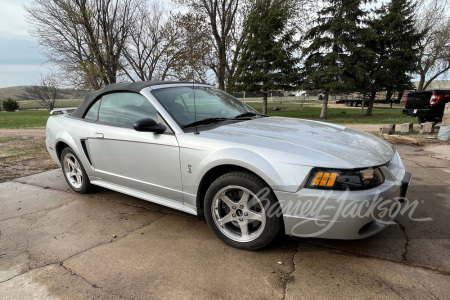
<box><xmin>307</xmin><ymin>167</ymin><xmax>384</xmax><ymax>190</ymax></box>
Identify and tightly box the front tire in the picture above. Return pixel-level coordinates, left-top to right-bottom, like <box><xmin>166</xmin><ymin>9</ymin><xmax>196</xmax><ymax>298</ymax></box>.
<box><xmin>61</xmin><ymin>147</ymin><xmax>92</xmax><ymax>194</ymax></box>
<box><xmin>204</xmin><ymin>171</ymin><xmax>282</xmax><ymax>250</ymax></box>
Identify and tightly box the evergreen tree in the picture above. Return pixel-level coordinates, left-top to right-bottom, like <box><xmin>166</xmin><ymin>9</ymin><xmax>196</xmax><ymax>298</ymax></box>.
<box><xmin>2</xmin><ymin>98</ymin><xmax>20</xmax><ymax>112</ymax></box>
<box><xmin>302</xmin><ymin>0</ymin><xmax>366</xmax><ymax>119</ymax></box>
<box><xmin>232</xmin><ymin>0</ymin><xmax>301</xmax><ymax>115</ymax></box>
<box><xmin>363</xmin><ymin>0</ymin><xmax>423</xmax><ymax>116</ymax></box>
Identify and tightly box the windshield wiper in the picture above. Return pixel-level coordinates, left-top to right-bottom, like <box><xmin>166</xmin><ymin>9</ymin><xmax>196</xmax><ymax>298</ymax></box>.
<box><xmin>182</xmin><ymin>118</ymin><xmax>228</xmax><ymax>129</ymax></box>
<box><xmin>233</xmin><ymin>112</ymin><xmax>267</xmax><ymax>119</ymax></box>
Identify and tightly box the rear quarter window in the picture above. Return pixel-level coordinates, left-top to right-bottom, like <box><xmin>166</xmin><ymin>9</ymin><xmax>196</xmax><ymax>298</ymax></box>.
<box><xmin>84</xmin><ymin>100</ymin><xmax>101</xmax><ymax>120</ymax></box>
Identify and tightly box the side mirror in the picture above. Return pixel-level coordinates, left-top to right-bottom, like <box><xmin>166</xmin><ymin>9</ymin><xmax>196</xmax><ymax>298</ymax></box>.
<box><xmin>134</xmin><ymin>118</ymin><xmax>167</xmax><ymax>133</ymax></box>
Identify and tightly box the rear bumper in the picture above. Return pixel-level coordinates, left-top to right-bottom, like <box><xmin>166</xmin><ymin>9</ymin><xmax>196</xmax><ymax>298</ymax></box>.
<box><xmin>402</xmin><ymin>108</ymin><xmax>441</xmax><ymax>117</ymax></box>
<box><xmin>46</xmin><ymin>134</ymin><xmax>61</xmax><ymax>167</ymax></box>
<box><xmin>276</xmin><ymin>152</ymin><xmax>411</xmax><ymax>240</ymax></box>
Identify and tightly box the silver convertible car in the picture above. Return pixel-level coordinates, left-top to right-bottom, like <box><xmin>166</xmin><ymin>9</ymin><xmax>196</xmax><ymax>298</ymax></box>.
<box><xmin>46</xmin><ymin>81</ymin><xmax>411</xmax><ymax>250</ymax></box>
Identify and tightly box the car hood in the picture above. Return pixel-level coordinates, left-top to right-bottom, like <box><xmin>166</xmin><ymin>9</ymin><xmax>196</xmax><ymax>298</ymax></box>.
<box><xmin>201</xmin><ymin>117</ymin><xmax>395</xmax><ymax>169</ymax></box>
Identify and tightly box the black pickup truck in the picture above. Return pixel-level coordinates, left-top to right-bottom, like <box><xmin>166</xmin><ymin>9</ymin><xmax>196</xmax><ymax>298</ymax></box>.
<box><xmin>402</xmin><ymin>90</ymin><xmax>450</xmax><ymax>123</ymax></box>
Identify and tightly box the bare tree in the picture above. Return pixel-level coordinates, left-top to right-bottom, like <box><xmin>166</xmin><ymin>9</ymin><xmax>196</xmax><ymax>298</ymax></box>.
<box><xmin>164</xmin><ymin>12</ymin><xmax>213</xmax><ymax>83</ymax></box>
<box><xmin>120</xmin><ymin>2</ymin><xmax>204</xmax><ymax>82</ymax></box>
<box><xmin>121</xmin><ymin>1</ymin><xmax>167</xmax><ymax>81</ymax></box>
<box><xmin>174</xmin><ymin>0</ymin><xmax>255</xmax><ymax>90</ymax></box>
<box><xmin>415</xmin><ymin>0</ymin><xmax>450</xmax><ymax>90</ymax></box>
<box><xmin>121</xmin><ymin>0</ymin><xmax>213</xmax><ymax>84</ymax></box>
<box><xmin>26</xmin><ymin>0</ymin><xmax>141</xmax><ymax>89</ymax></box>
<box><xmin>25</xmin><ymin>74</ymin><xmax>59</xmax><ymax>111</ymax></box>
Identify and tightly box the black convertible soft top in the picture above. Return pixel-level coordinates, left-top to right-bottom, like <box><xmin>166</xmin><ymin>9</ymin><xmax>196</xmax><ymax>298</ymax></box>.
<box><xmin>71</xmin><ymin>80</ymin><xmax>187</xmax><ymax>118</ymax></box>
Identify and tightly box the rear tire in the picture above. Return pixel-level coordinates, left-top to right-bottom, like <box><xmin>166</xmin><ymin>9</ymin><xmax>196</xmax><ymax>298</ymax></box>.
<box><xmin>204</xmin><ymin>171</ymin><xmax>282</xmax><ymax>250</ymax></box>
<box><xmin>61</xmin><ymin>147</ymin><xmax>93</xmax><ymax>194</ymax></box>
<box><xmin>433</xmin><ymin>116</ymin><xmax>442</xmax><ymax>124</ymax></box>
<box><xmin>418</xmin><ymin>116</ymin><xmax>427</xmax><ymax>124</ymax></box>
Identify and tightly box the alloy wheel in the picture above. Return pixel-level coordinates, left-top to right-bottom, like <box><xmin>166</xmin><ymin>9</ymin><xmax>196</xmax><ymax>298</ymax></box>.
<box><xmin>211</xmin><ymin>185</ymin><xmax>267</xmax><ymax>243</ymax></box>
<box><xmin>63</xmin><ymin>153</ymin><xmax>83</xmax><ymax>189</ymax></box>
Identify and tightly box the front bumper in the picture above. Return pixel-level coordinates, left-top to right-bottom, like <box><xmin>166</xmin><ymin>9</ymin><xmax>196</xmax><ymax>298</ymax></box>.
<box><xmin>276</xmin><ymin>152</ymin><xmax>411</xmax><ymax>240</ymax></box>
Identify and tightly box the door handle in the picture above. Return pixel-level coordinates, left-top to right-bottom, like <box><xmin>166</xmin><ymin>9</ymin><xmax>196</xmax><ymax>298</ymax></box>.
<box><xmin>94</xmin><ymin>133</ymin><xmax>104</xmax><ymax>139</ymax></box>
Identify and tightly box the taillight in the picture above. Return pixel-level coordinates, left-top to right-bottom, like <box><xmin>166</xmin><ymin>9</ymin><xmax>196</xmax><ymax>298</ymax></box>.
<box><xmin>430</xmin><ymin>94</ymin><xmax>443</xmax><ymax>106</ymax></box>
<box><xmin>405</xmin><ymin>93</ymin><xmax>408</xmax><ymax>107</ymax></box>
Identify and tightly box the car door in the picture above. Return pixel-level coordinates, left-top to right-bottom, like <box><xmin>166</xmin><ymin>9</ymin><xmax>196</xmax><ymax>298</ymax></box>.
<box><xmin>85</xmin><ymin>92</ymin><xmax>183</xmax><ymax>203</ymax></box>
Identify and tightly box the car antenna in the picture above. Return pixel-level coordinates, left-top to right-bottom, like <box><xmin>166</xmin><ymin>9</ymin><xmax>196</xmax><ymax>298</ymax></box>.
<box><xmin>190</xmin><ymin>57</ymin><xmax>199</xmax><ymax>135</ymax></box>
<box><xmin>192</xmin><ymin>79</ymin><xmax>199</xmax><ymax>135</ymax></box>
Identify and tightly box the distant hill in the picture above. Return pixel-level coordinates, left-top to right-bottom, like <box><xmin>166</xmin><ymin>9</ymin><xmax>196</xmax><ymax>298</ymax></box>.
<box><xmin>0</xmin><ymin>86</ymin><xmax>87</xmax><ymax>101</ymax></box>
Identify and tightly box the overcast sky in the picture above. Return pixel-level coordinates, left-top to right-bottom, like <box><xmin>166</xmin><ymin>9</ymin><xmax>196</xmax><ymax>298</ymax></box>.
<box><xmin>0</xmin><ymin>0</ymin><xmax>51</xmax><ymax>88</ymax></box>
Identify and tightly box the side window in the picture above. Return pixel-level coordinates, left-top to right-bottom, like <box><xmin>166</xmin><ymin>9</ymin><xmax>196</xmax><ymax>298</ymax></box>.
<box><xmin>98</xmin><ymin>92</ymin><xmax>159</xmax><ymax>128</ymax></box>
<box><xmin>84</xmin><ymin>100</ymin><xmax>101</xmax><ymax>121</ymax></box>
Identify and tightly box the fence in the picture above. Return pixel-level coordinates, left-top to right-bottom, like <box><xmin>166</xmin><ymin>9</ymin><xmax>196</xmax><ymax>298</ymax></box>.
<box><xmin>13</xmin><ymin>99</ymin><xmax>83</xmax><ymax>111</ymax></box>
<box><xmin>236</xmin><ymin>94</ymin><xmax>322</xmax><ymax>105</ymax></box>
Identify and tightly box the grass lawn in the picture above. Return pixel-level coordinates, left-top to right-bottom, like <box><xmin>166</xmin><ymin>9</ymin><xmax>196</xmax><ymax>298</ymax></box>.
<box><xmin>0</xmin><ymin>110</ymin><xmax>50</xmax><ymax>129</ymax></box>
<box><xmin>246</xmin><ymin>102</ymin><xmax>416</xmax><ymax>124</ymax></box>
<box><xmin>1</xmin><ymin>99</ymin><xmax>82</xmax><ymax>129</ymax></box>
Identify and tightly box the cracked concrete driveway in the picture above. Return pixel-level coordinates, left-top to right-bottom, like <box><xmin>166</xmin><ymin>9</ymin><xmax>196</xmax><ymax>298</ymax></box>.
<box><xmin>1</xmin><ymin>144</ymin><xmax>449</xmax><ymax>299</ymax></box>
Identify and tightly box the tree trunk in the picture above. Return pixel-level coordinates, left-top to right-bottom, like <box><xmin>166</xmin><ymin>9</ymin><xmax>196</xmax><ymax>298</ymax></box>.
<box><xmin>417</xmin><ymin>74</ymin><xmax>425</xmax><ymax>91</ymax></box>
<box><xmin>50</xmin><ymin>99</ymin><xmax>56</xmax><ymax>111</ymax></box>
<box><xmin>386</xmin><ymin>91</ymin><xmax>393</xmax><ymax>108</ymax></box>
<box><xmin>217</xmin><ymin>41</ymin><xmax>227</xmax><ymax>90</ymax></box>
<box><xmin>262</xmin><ymin>93</ymin><xmax>268</xmax><ymax>115</ymax></box>
<box><xmin>365</xmin><ymin>91</ymin><xmax>377</xmax><ymax>116</ymax></box>
<box><xmin>319</xmin><ymin>90</ymin><xmax>329</xmax><ymax>119</ymax></box>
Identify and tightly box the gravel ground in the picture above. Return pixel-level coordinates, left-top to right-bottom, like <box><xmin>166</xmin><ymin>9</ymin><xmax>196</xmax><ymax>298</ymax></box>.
<box><xmin>0</xmin><ymin>129</ymin><xmax>57</xmax><ymax>183</ymax></box>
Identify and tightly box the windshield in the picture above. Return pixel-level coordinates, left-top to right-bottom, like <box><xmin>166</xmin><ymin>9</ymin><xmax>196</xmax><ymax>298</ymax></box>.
<box><xmin>151</xmin><ymin>86</ymin><xmax>259</xmax><ymax>127</ymax></box>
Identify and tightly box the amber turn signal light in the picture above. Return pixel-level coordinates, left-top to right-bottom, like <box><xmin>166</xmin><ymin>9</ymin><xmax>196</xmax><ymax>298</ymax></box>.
<box><xmin>311</xmin><ymin>172</ymin><xmax>338</xmax><ymax>187</ymax></box>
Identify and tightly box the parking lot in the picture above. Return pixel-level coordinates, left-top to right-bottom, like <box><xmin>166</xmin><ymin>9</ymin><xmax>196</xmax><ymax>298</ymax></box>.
<box><xmin>1</xmin><ymin>144</ymin><xmax>449</xmax><ymax>299</ymax></box>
